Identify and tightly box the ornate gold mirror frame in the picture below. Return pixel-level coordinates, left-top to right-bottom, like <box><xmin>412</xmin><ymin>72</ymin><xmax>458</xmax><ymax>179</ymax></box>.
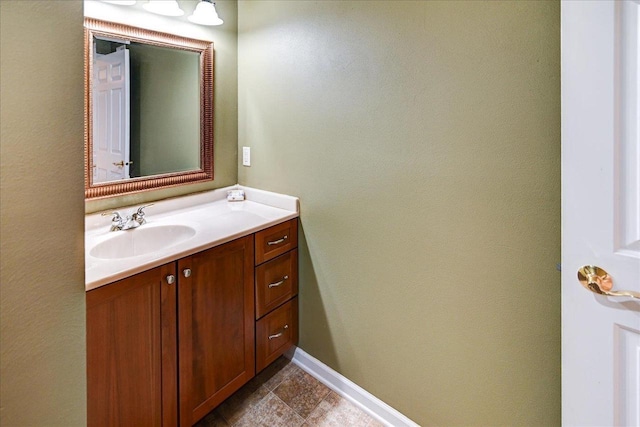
<box><xmin>84</xmin><ymin>18</ymin><xmax>214</xmax><ymax>199</ymax></box>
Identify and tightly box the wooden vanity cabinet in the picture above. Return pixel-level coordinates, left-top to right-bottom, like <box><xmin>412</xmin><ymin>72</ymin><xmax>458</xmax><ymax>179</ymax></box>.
<box><xmin>87</xmin><ymin>219</ymin><xmax>298</xmax><ymax>426</ymax></box>
<box><xmin>86</xmin><ymin>263</ymin><xmax>178</xmax><ymax>427</ymax></box>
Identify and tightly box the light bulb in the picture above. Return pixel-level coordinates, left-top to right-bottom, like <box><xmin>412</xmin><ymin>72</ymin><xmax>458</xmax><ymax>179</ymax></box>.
<box><xmin>143</xmin><ymin>0</ymin><xmax>184</xmax><ymax>16</ymax></box>
<box><xmin>188</xmin><ymin>0</ymin><xmax>223</xmax><ymax>26</ymax></box>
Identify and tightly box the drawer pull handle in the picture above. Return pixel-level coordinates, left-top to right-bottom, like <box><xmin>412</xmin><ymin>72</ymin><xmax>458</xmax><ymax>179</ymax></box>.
<box><xmin>267</xmin><ymin>235</ymin><xmax>288</xmax><ymax>246</ymax></box>
<box><xmin>268</xmin><ymin>324</ymin><xmax>289</xmax><ymax>340</ymax></box>
<box><xmin>268</xmin><ymin>276</ymin><xmax>289</xmax><ymax>288</ymax></box>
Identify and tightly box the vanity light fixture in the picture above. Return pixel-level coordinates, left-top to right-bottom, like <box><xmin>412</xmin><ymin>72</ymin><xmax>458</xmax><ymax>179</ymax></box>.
<box><xmin>143</xmin><ymin>0</ymin><xmax>185</xmax><ymax>16</ymax></box>
<box><xmin>188</xmin><ymin>0</ymin><xmax>224</xmax><ymax>26</ymax></box>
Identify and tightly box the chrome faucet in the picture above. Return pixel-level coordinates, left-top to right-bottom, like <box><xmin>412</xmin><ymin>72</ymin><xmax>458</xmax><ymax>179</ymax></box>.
<box><xmin>102</xmin><ymin>204</ymin><xmax>154</xmax><ymax>231</ymax></box>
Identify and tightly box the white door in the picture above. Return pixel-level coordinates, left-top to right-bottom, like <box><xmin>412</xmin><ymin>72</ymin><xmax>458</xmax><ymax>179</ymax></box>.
<box><xmin>92</xmin><ymin>45</ymin><xmax>130</xmax><ymax>183</ymax></box>
<box><xmin>562</xmin><ymin>1</ymin><xmax>640</xmax><ymax>426</ymax></box>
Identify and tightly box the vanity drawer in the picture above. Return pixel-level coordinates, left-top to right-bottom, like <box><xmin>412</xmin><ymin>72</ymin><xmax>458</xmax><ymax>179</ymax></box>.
<box><xmin>256</xmin><ymin>249</ymin><xmax>298</xmax><ymax>319</ymax></box>
<box><xmin>256</xmin><ymin>297</ymin><xmax>298</xmax><ymax>373</ymax></box>
<box><xmin>255</xmin><ymin>218</ymin><xmax>298</xmax><ymax>265</ymax></box>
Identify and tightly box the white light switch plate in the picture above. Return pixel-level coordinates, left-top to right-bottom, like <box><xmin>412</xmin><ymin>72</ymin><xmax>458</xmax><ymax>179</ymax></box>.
<box><xmin>242</xmin><ymin>146</ymin><xmax>251</xmax><ymax>166</ymax></box>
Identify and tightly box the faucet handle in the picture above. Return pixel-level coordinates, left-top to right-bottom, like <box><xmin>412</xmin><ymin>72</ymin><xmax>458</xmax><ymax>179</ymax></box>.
<box><xmin>133</xmin><ymin>203</ymin><xmax>154</xmax><ymax>225</ymax></box>
<box><xmin>136</xmin><ymin>203</ymin><xmax>154</xmax><ymax>216</ymax></box>
<box><xmin>101</xmin><ymin>211</ymin><xmax>124</xmax><ymax>231</ymax></box>
<box><xmin>101</xmin><ymin>211</ymin><xmax>123</xmax><ymax>221</ymax></box>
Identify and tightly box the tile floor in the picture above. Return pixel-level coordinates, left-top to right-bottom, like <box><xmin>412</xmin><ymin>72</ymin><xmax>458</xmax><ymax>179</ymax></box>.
<box><xmin>195</xmin><ymin>357</ymin><xmax>384</xmax><ymax>427</ymax></box>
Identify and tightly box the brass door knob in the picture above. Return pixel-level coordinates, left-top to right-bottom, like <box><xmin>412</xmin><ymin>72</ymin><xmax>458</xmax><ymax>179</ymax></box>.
<box><xmin>113</xmin><ymin>160</ymin><xmax>134</xmax><ymax>167</ymax></box>
<box><xmin>577</xmin><ymin>265</ymin><xmax>639</xmax><ymax>299</ymax></box>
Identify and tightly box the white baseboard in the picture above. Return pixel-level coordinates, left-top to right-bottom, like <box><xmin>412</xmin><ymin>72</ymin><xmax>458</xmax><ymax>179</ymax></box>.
<box><xmin>288</xmin><ymin>347</ymin><xmax>420</xmax><ymax>427</ymax></box>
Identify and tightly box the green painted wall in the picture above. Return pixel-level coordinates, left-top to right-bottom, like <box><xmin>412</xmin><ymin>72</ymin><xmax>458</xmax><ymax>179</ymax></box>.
<box><xmin>129</xmin><ymin>43</ymin><xmax>200</xmax><ymax>177</ymax></box>
<box><xmin>0</xmin><ymin>1</ymin><xmax>86</xmax><ymax>425</ymax></box>
<box><xmin>238</xmin><ymin>1</ymin><xmax>561</xmax><ymax>425</ymax></box>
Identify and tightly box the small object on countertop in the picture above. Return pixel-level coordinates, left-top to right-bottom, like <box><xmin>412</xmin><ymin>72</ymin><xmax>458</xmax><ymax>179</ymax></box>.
<box><xmin>227</xmin><ymin>189</ymin><xmax>245</xmax><ymax>201</ymax></box>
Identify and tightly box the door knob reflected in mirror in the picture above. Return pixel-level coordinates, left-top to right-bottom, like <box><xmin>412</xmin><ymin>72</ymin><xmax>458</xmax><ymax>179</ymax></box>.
<box><xmin>113</xmin><ymin>160</ymin><xmax>134</xmax><ymax>167</ymax></box>
<box><xmin>577</xmin><ymin>265</ymin><xmax>640</xmax><ymax>299</ymax></box>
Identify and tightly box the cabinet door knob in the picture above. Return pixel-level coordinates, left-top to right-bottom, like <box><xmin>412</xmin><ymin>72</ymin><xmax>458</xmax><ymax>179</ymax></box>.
<box><xmin>166</xmin><ymin>275</ymin><xmax>176</xmax><ymax>285</ymax></box>
<box><xmin>183</xmin><ymin>268</ymin><xmax>192</xmax><ymax>278</ymax></box>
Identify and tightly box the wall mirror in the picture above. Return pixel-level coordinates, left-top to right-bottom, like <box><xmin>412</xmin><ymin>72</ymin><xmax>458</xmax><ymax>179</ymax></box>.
<box><xmin>84</xmin><ymin>18</ymin><xmax>214</xmax><ymax>199</ymax></box>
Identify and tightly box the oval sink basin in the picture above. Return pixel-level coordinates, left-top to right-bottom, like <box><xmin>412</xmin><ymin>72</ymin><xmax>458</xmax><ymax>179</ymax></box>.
<box><xmin>90</xmin><ymin>225</ymin><xmax>196</xmax><ymax>260</ymax></box>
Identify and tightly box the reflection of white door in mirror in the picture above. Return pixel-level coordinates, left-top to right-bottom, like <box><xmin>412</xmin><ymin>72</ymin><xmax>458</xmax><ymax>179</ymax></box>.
<box><xmin>92</xmin><ymin>44</ymin><xmax>130</xmax><ymax>183</ymax></box>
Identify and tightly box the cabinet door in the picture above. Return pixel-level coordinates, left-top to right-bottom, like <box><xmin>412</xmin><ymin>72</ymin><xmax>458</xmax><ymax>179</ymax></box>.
<box><xmin>86</xmin><ymin>263</ymin><xmax>177</xmax><ymax>427</ymax></box>
<box><xmin>178</xmin><ymin>236</ymin><xmax>255</xmax><ymax>426</ymax></box>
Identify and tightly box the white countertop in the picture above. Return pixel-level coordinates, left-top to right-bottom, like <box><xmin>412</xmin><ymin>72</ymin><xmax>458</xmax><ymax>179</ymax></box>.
<box><xmin>85</xmin><ymin>185</ymin><xmax>299</xmax><ymax>291</ymax></box>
